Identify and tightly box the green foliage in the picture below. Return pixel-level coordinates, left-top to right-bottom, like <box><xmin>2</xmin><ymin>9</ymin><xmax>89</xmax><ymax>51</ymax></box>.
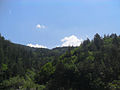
<box><xmin>1</xmin><ymin>64</ymin><xmax>8</xmax><ymax>71</ymax></box>
<box><xmin>25</xmin><ymin>69</ymin><xmax>36</xmax><ymax>81</ymax></box>
<box><xmin>41</xmin><ymin>62</ymin><xmax>55</xmax><ymax>75</ymax></box>
<box><xmin>0</xmin><ymin>76</ymin><xmax>45</xmax><ymax>90</ymax></box>
<box><xmin>107</xmin><ymin>80</ymin><xmax>120</xmax><ymax>90</ymax></box>
<box><xmin>36</xmin><ymin>62</ymin><xmax>55</xmax><ymax>84</ymax></box>
<box><xmin>1</xmin><ymin>33</ymin><xmax>120</xmax><ymax>90</ymax></box>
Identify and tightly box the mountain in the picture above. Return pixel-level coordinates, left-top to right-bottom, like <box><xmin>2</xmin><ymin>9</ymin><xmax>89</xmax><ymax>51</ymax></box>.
<box><xmin>1</xmin><ymin>33</ymin><xmax>120</xmax><ymax>90</ymax></box>
<box><xmin>0</xmin><ymin>34</ymin><xmax>75</xmax><ymax>89</ymax></box>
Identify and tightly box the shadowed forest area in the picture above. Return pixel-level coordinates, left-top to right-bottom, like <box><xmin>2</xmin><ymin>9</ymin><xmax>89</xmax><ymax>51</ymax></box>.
<box><xmin>1</xmin><ymin>33</ymin><xmax>120</xmax><ymax>90</ymax></box>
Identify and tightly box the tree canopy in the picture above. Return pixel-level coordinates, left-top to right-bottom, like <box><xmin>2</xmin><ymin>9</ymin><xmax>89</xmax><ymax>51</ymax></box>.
<box><xmin>0</xmin><ymin>33</ymin><xmax>120</xmax><ymax>90</ymax></box>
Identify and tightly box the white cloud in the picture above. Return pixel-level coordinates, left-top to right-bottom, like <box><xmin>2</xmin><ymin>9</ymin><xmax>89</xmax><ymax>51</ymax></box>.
<box><xmin>27</xmin><ymin>43</ymin><xmax>47</xmax><ymax>48</ymax></box>
<box><xmin>36</xmin><ymin>24</ymin><xmax>46</xmax><ymax>29</ymax></box>
<box><xmin>61</xmin><ymin>35</ymin><xmax>83</xmax><ymax>47</ymax></box>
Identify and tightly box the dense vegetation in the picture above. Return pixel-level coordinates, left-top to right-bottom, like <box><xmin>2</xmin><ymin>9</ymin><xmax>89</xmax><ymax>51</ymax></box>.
<box><xmin>0</xmin><ymin>33</ymin><xmax>120</xmax><ymax>90</ymax></box>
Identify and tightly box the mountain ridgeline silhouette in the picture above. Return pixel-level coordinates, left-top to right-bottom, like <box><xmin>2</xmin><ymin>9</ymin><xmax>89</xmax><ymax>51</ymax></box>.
<box><xmin>0</xmin><ymin>33</ymin><xmax>120</xmax><ymax>90</ymax></box>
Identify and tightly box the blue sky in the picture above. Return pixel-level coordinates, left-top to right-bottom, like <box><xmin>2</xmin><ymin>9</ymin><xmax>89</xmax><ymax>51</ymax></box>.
<box><xmin>0</xmin><ymin>0</ymin><xmax>120</xmax><ymax>48</ymax></box>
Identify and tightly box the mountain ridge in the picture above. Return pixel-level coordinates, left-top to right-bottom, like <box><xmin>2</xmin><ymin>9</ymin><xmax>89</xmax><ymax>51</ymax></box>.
<box><xmin>1</xmin><ymin>33</ymin><xmax>120</xmax><ymax>90</ymax></box>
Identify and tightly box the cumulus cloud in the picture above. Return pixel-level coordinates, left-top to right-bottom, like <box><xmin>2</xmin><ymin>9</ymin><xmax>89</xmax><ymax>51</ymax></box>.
<box><xmin>36</xmin><ymin>24</ymin><xmax>46</xmax><ymax>29</ymax></box>
<box><xmin>61</xmin><ymin>35</ymin><xmax>83</xmax><ymax>47</ymax></box>
<box><xmin>27</xmin><ymin>43</ymin><xmax>47</xmax><ymax>48</ymax></box>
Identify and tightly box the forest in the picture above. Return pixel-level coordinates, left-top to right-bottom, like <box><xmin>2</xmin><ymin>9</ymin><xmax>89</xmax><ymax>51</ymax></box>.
<box><xmin>0</xmin><ymin>33</ymin><xmax>120</xmax><ymax>90</ymax></box>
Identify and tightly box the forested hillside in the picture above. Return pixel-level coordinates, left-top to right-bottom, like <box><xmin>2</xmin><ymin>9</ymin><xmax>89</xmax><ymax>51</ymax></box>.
<box><xmin>1</xmin><ymin>33</ymin><xmax>120</xmax><ymax>90</ymax></box>
<box><xmin>0</xmin><ymin>34</ymin><xmax>73</xmax><ymax>90</ymax></box>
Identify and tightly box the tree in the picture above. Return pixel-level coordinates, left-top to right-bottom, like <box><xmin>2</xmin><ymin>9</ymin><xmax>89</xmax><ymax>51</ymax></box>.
<box><xmin>94</xmin><ymin>33</ymin><xmax>103</xmax><ymax>50</ymax></box>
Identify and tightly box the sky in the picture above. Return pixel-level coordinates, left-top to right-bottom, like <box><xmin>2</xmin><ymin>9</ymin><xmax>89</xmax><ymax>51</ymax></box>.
<box><xmin>0</xmin><ymin>0</ymin><xmax>120</xmax><ymax>49</ymax></box>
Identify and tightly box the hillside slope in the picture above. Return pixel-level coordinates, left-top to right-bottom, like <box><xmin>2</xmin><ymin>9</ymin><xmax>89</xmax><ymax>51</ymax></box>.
<box><xmin>0</xmin><ymin>34</ymin><xmax>73</xmax><ymax>89</ymax></box>
<box><xmin>1</xmin><ymin>33</ymin><xmax>120</xmax><ymax>90</ymax></box>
